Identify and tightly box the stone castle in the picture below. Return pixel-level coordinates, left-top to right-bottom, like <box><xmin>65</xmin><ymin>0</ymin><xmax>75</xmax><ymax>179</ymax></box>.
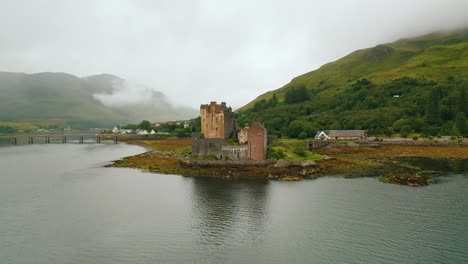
<box><xmin>192</xmin><ymin>101</ymin><xmax>267</xmax><ymax>160</ymax></box>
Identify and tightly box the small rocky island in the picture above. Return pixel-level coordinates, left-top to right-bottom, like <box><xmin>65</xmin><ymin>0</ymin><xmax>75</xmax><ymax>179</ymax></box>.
<box><xmin>109</xmin><ymin>101</ymin><xmax>467</xmax><ymax>183</ymax></box>
<box><xmin>379</xmin><ymin>173</ymin><xmax>435</xmax><ymax>187</ymax></box>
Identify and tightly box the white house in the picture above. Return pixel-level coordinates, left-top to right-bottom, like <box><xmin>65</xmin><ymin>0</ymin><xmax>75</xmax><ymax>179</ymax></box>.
<box><xmin>112</xmin><ymin>127</ymin><xmax>120</xmax><ymax>134</ymax></box>
<box><xmin>315</xmin><ymin>131</ymin><xmax>330</xmax><ymax>140</ymax></box>
<box><xmin>315</xmin><ymin>130</ymin><xmax>366</xmax><ymax>140</ymax></box>
<box><xmin>150</xmin><ymin>130</ymin><xmax>156</xmax><ymax>135</ymax></box>
<box><xmin>138</xmin><ymin>130</ymin><xmax>149</xmax><ymax>135</ymax></box>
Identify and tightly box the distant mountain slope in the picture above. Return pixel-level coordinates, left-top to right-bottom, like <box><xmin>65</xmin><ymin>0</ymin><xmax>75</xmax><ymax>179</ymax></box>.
<box><xmin>0</xmin><ymin>72</ymin><xmax>197</xmax><ymax>128</ymax></box>
<box><xmin>237</xmin><ymin>28</ymin><xmax>468</xmax><ymax>137</ymax></box>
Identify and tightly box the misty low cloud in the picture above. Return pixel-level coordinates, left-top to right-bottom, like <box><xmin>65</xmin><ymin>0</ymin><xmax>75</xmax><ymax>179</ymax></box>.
<box><xmin>93</xmin><ymin>81</ymin><xmax>167</xmax><ymax>107</ymax></box>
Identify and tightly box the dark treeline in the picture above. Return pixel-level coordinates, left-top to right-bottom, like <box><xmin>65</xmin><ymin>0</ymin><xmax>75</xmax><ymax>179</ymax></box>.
<box><xmin>122</xmin><ymin>118</ymin><xmax>200</xmax><ymax>138</ymax></box>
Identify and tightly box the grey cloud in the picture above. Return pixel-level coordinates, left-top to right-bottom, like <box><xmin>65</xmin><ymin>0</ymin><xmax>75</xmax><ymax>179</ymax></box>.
<box><xmin>1</xmin><ymin>0</ymin><xmax>468</xmax><ymax>110</ymax></box>
<box><xmin>93</xmin><ymin>80</ymin><xmax>166</xmax><ymax>107</ymax></box>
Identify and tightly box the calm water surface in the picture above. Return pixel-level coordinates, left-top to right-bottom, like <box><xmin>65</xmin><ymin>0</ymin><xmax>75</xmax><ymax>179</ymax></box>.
<box><xmin>0</xmin><ymin>144</ymin><xmax>467</xmax><ymax>264</ymax></box>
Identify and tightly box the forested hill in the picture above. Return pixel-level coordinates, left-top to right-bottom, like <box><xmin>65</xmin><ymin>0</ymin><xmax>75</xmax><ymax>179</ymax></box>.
<box><xmin>237</xmin><ymin>28</ymin><xmax>468</xmax><ymax>138</ymax></box>
<box><xmin>0</xmin><ymin>72</ymin><xmax>197</xmax><ymax>128</ymax></box>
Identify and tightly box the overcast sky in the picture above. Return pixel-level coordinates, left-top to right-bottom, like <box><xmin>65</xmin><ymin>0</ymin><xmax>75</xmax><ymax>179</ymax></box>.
<box><xmin>1</xmin><ymin>0</ymin><xmax>468</xmax><ymax>109</ymax></box>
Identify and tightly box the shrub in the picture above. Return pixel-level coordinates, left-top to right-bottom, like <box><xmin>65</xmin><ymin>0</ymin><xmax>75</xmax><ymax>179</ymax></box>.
<box><xmin>268</xmin><ymin>148</ymin><xmax>286</xmax><ymax>159</ymax></box>
<box><xmin>412</xmin><ymin>136</ymin><xmax>419</xmax><ymax>141</ymax></box>
<box><xmin>293</xmin><ymin>143</ymin><xmax>307</xmax><ymax>157</ymax></box>
<box><xmin>298</xmin><ymin>132</ymin><xmax>307</xmax><ymax>139</ymax></box>
<box><xmin>285</xmin><ymin>85</ymin><xmax>309</xmax><ymax>104</ymax></box>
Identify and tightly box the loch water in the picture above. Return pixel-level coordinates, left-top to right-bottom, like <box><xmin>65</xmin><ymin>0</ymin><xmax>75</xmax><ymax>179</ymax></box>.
<box><xmin>0</xmin><ymin>144</ymin><xmax>467</xmax><ymax>264</ymax></box>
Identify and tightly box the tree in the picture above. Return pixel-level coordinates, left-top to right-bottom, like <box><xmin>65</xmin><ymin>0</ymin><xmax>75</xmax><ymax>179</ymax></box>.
<box><xmin>458</xmin><ymin>86</ymin><xmax>467</xmax><ymax>115</ymax></box>
<box><xmin>138</xmin><ymin>120</ymin><xmax>151</xmax><ymax>131</ymax></box>
<box><xmin>455</xmin><ymin>112</ymin><xmax>467</xmax><ymax>135</ymax></box>
<box><xmin>252</xmin><ymin>99</ymin><xmax>267</xmax><ymax>112</ymax></box>
<box><xmin>440</xmin><ymin>121</ymin><xmax>458</xmax><ymax>136</ymax></box>
<box><xmin>363</xmin><ymin>96</ymin><xmax>380</xmax><ymax>109</ymax></box>
<box><xmin>400</xmin><ymin>125</ymin><xmax>412</xmax><ymax>138</ymax></box>
<box><xmin>426</xmin><ymin>88</ymin><xmax>441</xmax><ymax>125</ymax></box>
<box><xmin>0</xmin><ymin>125</ymin><xmax>17</xmax><ymax>134</ymax></box>
<box><xmin>383</xmin><ymin>127</ymin><xmax>394</xmax><ymax>138</ymax></box>
<box><xmin>286</xmin><ymin>120</ymin><xmax>304</xmax><ymax>138</ymax></box>
<box><xmin>268</xmin><ymin>93</ymin><xmax>279</xmax><ymax>108</ymax></box>
<box><xmin>285</xmin><ymin>85</ymin><xmax>309</xmax><ymax>104</ymax></box>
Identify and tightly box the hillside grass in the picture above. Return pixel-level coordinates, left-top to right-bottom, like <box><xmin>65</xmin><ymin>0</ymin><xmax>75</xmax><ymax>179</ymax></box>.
<box><xmin>237</xmin><ymin>28</ymin><xmax>468</xmax><ymax>138</ymax></box>
<box><xmin>0</xmin><ymin>119</ymin><xmax>66</xmax><ymax>130</ymax></box>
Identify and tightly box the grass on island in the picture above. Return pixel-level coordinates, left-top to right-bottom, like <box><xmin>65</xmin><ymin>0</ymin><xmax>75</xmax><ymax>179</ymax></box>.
<box><xmin>123</xmin><ymin>138</ymin><xmax>192</xmax><ymax>155</ymax></box>
<box><xmin>124</xmin><ymin>137</ymin><xmax>326</xmax><ymax>162</ymax></box>
<box><xmin>316</xmin><ymin>144</ymin><xmax>468</xmax><ymax>159</ymax></box>
<box><xmin>270</xmin><ymin>138</ymin><xmax>325</xmax><ymax>161</ymax></box>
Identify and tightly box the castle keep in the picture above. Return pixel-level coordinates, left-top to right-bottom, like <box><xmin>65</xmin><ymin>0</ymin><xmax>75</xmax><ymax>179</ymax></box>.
<box><xmin>200</xmin><ymin>101</ymin><xmax>235</xmax><ymax>139</ymax></box>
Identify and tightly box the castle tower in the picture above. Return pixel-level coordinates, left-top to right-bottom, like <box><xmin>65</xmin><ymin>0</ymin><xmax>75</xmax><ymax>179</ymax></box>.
<box><xmin>200</xmin><ymin>101</ymin><xmax>235</xmax><ymax>139</ymax></box>
<box><xmin>248</xmin><ymin>122</ymin><xmax>267</xmax><ymax>160</ymax></box>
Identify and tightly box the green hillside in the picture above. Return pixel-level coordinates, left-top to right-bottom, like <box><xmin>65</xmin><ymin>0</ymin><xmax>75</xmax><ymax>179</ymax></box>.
<box><xmin>0</xmin><ymin>72</ymin><xmax>196</xmax><ymax>129</ymax></box>
<box><xmin>237</xmin><ymin>29</ymin><xmax>468</xmax><ymax>138</ymax></box>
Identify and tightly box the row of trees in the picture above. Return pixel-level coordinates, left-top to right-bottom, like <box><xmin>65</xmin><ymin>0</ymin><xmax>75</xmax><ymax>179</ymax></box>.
<box><xmin>0</xmin><ymin>125</ymin><xmax>17</xmax><ymax>134</ymax></box>
<box><xmin>252</xmin><ymin>94</ymin><xmax>278</xmax><ymax>112</ymax></box>
<box><xmin>122</xmin><ymin>119</ymin><xmax>199</xmax><ymax>138</ymax></box>
<box><xmin>251</xmin><ymin>84</ymin><xmax>312</xmax><ymax>113</ymax></box>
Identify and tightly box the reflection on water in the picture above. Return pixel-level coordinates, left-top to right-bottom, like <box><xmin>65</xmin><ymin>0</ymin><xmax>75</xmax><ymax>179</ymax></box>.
<box><xmin>1</xmin><ymin>144</ymin><xmax>467</xmax><ymax>264</ymax></box>
<box><xmin>190</xmin><ymin>178</ymin><xmax>269</xmax><ymax>260</ymax></box>
<box><xmin>0</xmin><ymin>137</ymin><xmax>11</xmax><ymax>145</ymax></box>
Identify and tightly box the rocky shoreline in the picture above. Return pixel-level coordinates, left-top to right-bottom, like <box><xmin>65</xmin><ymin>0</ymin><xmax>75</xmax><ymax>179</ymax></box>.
<box><xmin>379</xmin><ymin>173</ymin><xmax>435</xmax><ymax>187</ymax></box>
<box><xmin>110</xmin><ymin>150</ymin><xmax>329</xmax><ymax>181</ymax></box>
<box><xmin>109</xmin><ymin>138</ymin><xmax>468</xmax><ymax>183</ymax></box>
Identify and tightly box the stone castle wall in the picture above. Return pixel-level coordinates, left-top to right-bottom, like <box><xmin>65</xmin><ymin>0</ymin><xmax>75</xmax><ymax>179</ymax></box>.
<box><xmin>248</xmin><ymin>122</ymin><xmax>268</xmax><ymax>160</ymax></box>
<box><xmin>221</xmin><ymin>144</ymin><xmax>249</xmax><ymax>160</ymax></box>
<box><xmin>191</xmin><ymin>133</ymin><xmax>224</xmax><ymax>158</ymax></box>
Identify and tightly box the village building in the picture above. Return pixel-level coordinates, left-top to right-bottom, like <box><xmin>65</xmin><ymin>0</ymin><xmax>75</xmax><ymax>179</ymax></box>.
<box><xmin>137</xmin><ymin>129</ymin><xmax>149</xmax><ymax>135</ymax></box>
<box><xmin>315</xmin><ymin>130</ymin><xmax>366</xmax><ymax>140</ymax></box>
<box><xmin>200</xmin><ymin>101</ymin><xmax>235</xmax><ymax>139</ymax></box>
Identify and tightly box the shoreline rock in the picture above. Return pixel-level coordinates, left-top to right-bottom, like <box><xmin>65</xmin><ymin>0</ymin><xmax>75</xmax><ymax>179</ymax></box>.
<box><xmin>379</xmin><ymin>173</ymin><xmax>435</xmax><ymax>186</ymax></box>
